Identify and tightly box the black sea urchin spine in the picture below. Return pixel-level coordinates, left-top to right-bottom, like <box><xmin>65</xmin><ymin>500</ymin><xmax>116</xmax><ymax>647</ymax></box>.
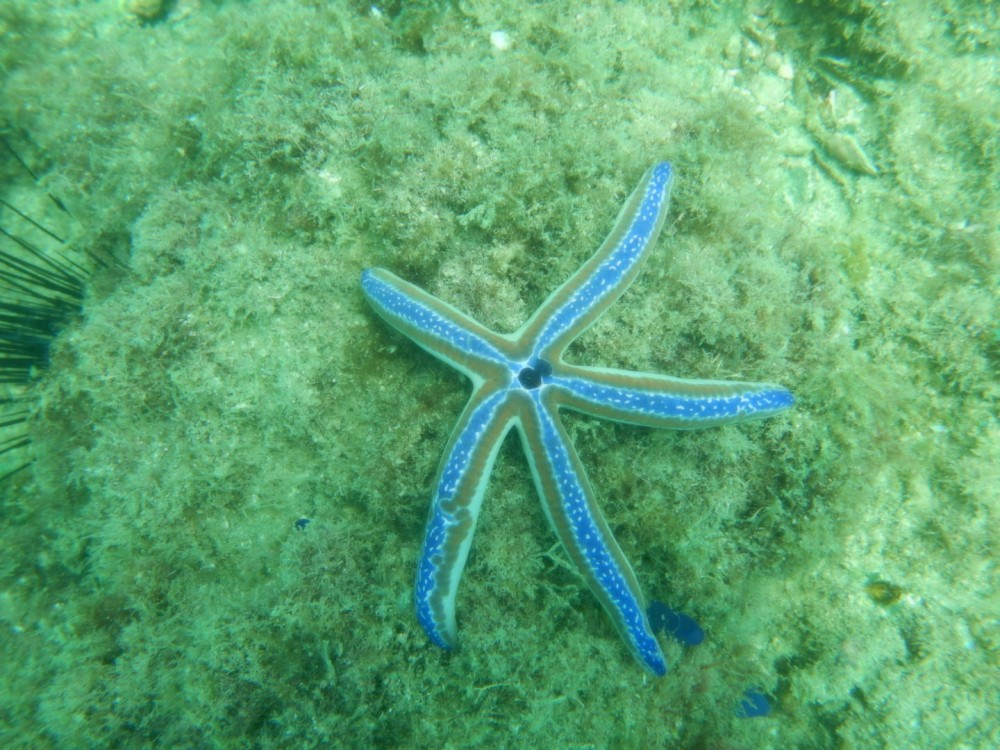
<box><xmin>0</xmin><ymin>135</ymin><xmax>84</xmax><ymax>481</ymax></box>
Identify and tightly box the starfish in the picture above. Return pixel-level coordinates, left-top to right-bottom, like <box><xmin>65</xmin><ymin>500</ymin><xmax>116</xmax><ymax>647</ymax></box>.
<box><xmin>360</xmin><ymin>163</ymin><xmax>794</xmax><ymax>675</ymax></box>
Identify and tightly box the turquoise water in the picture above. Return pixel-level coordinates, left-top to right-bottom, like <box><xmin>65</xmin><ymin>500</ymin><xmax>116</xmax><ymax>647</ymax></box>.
<box><xmin>1</xmin><ymin>1</ymin><xmax>996</xmax><ymax>747</ymax></box>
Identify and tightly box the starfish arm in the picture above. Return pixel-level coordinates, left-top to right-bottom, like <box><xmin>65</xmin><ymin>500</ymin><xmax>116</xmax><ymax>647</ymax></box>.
<box><xmin>415</xmin><ymin>385</ymin><xmax>517</xmax><ymax>650</ymax></box>
<box><xmin>362</xmin><ymin>268</ymin><xmax>513</xmax><ymax>384</ymax></box>
<box><xmin>520</xmin><ymin>163</ymin><xmax>675</xmax><ymax>360</ymax></box>
<box><xmin>552</xmin><ymin>365</ymin><xmax>794</xmax><ymax>429</ymax></box>
<box><xmin>515</xmin><ymin>389</ymin><xmax>667</xmax><ymax>675</ymax></box>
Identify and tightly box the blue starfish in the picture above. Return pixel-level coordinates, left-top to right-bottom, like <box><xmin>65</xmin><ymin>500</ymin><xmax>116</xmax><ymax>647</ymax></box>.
<box><xmin>361</xmin><ymin>163</ymin><xmax>793</xmax><ymax>675</ymax></box>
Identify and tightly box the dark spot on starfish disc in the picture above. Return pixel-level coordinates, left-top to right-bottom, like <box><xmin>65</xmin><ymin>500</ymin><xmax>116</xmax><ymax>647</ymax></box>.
<box><xmin>517</xmin><ymin>359</ymin><xmax>552</xmax><ymax>389</ymax></box>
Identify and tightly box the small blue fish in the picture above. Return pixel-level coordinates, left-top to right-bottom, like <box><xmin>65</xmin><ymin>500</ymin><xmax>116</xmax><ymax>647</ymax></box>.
<box><xmin>736</xmin><ymin>688</ymin><xmax>771</xmax><ymax>718</ymax></box>
<box><xmin>646</xmin><ymin>601</ymin><xmax>705</xmax><ymax>646</ymax></box>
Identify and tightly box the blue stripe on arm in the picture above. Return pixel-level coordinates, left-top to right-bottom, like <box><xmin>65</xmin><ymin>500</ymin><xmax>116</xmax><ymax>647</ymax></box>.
<box><xmin>518</xmin><ymin>390</ymin><xmax>667</xmax><ymax>676</ymax></box>
<box><xmin>362</xmin><ymin>268</ymin><xmax>514</xmax><ymax>379</ymax></box>
<box><xmin>524</xmin><ymin>163</ymin><xmax>675</xmax><ymax>358</ymax></box>
<box><xmin>415</xmin><ymin>387</ymin><xmax>515</xmax><ymax>648</ymax></box>
<box><xmin>554</xmin><ymin>367</ymin><xmax>794</xmax><ymax>429</ymax></box>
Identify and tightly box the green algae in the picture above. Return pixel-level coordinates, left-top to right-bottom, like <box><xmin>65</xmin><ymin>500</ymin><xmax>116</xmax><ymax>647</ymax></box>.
<box><xmin>1</xmin><ymin>1</ymin><xmax>997</xmax><ymax>748</ymax></box>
